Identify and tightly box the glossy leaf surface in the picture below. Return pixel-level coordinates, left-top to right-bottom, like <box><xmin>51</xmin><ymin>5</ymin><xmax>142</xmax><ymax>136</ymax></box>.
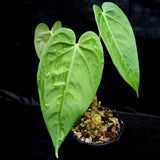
<box><xmin>34</xmin><ymin>21</ymin><xmax>62</xmax><ymax>59</ymax></box>
<box><xmin>37</xmin><ymin>28</ymin><xmax>104</xmax><ymax>157</ymax></box>
<box><xmin>93</xmin><ymin>2</ymin><xmax>140</xmax><ymax>96</ymax></box>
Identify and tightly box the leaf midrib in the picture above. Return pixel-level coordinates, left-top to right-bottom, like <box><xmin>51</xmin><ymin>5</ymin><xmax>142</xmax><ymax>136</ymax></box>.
<box><xmin>57</xmin><ymin>45</ymin><xmax>77</xmax><ymax>143</ymax></box>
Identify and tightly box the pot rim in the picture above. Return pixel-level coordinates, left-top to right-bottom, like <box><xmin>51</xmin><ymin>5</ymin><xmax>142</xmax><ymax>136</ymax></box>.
<box><xmin>71</xmin><ymin>106</ymin><xmax>124</xmax><ymax>146</ymax></box>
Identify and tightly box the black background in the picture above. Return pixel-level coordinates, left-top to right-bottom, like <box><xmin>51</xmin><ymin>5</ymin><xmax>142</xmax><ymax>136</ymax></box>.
<box><xmin>1</xmin><ymin>0</ymin><xmax>160</xmax><ymax>159</ymax></box>
<box><xmin>1</xmin><ymin>0</ymin><xmax>160</xmax><ymax>115</ymax></box>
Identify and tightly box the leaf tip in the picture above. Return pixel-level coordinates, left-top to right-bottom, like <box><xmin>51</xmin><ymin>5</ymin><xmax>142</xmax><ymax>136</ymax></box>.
<box><xmin>135</xmin><ymin>77</ymin><xmax>140</xmax><ymax>98</ymax></box>
<box><xmin>56</xmin><ymin>154</ymin><xmax>59</xmax><ymax>159</ymax></box>
<box><xmin>133</xmin><ymin>83</ymin><xmax>139</xmax><ymax>98</ymax></box>
<box><xmin>136</xmin><ymin>90</ymin><xmax>139</xmax><ymax>98</ymax></box>
<box><xmin>55</xmin><ymin>150</ymin><xmax>59</xmax><ymax>159</ymax></box>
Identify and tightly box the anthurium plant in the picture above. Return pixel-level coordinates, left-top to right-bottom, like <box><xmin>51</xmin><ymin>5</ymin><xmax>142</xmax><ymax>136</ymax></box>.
<box><xmin>34</xmin><ymin>2</ymin><xmax>140</xmax><ymax>158</ymax></box>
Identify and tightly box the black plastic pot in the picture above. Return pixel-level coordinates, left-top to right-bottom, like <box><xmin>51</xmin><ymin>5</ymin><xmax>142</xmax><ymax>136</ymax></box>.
<box><xmin>67</xmin><ymin>107</ymin><xmax>124</xmax><ymax>160</ymax></box>
<box><xmin>70</xmin><ymin>107</ymin><xmax>124</xmax><ymax>149</ymax></box>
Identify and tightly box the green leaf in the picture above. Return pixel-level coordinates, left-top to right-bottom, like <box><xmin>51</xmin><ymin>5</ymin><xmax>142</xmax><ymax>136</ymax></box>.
<box><xmin>37</xmin><ymin>28</ymin><xmax>104</xmax><ymax>158</ymax></box>
<box><xmin>51</xmin><ymin>21</ymin><xmax>62</xmax><ymax>33</ymax></box>
<box><xmin>93</xmin><ymin>2</ymin><xmax>140</xmax><ymax>96</ymax></box>
<box><xmin>34</xmin><ymin>21</ymin><xmax>62</xmax><ymax>59</ymax></box>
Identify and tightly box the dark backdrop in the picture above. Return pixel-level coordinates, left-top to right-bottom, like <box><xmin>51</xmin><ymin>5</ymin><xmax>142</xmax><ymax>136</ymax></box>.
<box><xmin>1</xmin><ymin>0</ymin><xmax>160</xmax><ymax>160</ymax></box>
<box><xmin>1</xmin><ymin>0</ymin><xmax>160</xmax><ymax>115</ymax></box>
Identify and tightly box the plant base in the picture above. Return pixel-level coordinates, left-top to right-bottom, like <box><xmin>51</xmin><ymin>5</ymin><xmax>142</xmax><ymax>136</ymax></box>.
<box><xmin>71</xmin><ymin>106</ymin><xmax>123</xmax><ymax>146</ymax></box>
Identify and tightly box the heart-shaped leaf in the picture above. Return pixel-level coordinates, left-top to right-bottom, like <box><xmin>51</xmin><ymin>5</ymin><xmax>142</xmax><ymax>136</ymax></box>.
<box><xmin>34</xmin><ymin>21</ymin><xmax>62</xmax><ymax>59</ymax></box>
<box><xmin>37</xmin><ymin>28</ymin><xmax>104</xmax><ymax>158</ymax></box>
<box><xmin>93</xmin><ymin>2</ymin><xmax>140</xmax><ymax>96</ymax></box>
